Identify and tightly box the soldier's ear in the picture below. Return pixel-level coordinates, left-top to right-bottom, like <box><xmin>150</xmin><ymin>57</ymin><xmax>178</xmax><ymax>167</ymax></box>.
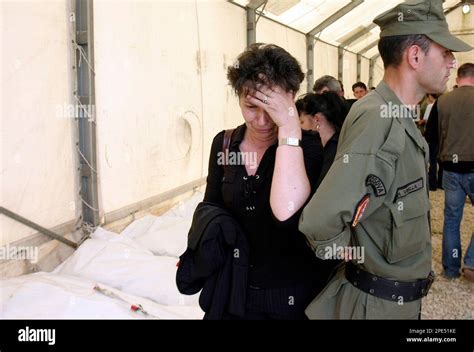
<box><xmin>407</xmin><ymin>45</ymin><xmax>422</xmax><ymax>69</ymax></box>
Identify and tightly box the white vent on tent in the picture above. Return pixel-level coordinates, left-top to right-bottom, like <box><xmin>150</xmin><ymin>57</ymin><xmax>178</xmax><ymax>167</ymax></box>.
<box><xmin>265</xmin><ymin>0</ymin><xmax>301</xmax><ymax>16</ymax></box>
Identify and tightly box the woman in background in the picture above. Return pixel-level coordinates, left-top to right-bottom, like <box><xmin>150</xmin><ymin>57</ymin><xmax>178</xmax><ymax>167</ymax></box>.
<box><xmin>295</xmin><ymin>92</ymin><xmax>348</xmax><ymax>188</ymax></box>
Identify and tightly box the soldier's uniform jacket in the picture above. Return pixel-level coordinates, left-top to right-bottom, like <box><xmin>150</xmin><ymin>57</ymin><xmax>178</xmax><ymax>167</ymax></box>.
<box><xmin>299</xmin><ymin>81</ymin><xmax>432</xmax><ymax>319</ymax></box>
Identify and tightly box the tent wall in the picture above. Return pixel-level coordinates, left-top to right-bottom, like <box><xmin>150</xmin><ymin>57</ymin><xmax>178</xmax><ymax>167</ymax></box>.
<box><xmin>256</xmin><ymin>17</ymin><xmax>308</xmax><ymax>95</ymax></box>
<box><xmin>361</xmin><ymin>57</ymin><xmax>370</xmax><ymax>88</ymax></box>
<box><xmin>92</xmin><ymin>1</ymin><xmax>245</xmax><ymax>218</ymax></box>
<box><xmin>446</xmin><ymin>7</ymin><xmax>474</xmax><ymax>91</ymax></box>
<box><xmin>313</xmin><ymin>40</ymin><xmax>339</xmax><ymax>85</ymax></box>
<box><xmin>1</xmin><ymin>1</ymin><xmax>78</xmax><ymax>247</ymax></box>
<box><xmin>373</xmin><ymin>57</ymin><xmax>384</xmax><ymax>87</ymax></box>
<box><xmin>342</xmin><ymin>51</ymin><xmax>357</xmax><ymax>99</ymax></box>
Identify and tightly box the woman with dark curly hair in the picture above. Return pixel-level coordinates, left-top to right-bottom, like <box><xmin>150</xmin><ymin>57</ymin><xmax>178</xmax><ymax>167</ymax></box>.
<box><xmin>203</xmin><ymin>43</ymin><xmax>336</xmax><ymax>319</ymax></box>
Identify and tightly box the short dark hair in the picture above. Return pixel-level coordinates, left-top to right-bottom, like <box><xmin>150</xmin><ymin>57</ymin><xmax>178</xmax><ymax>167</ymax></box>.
<box><xmin>457</xmin><ymin>63</ymin><xmax>474</xmax><ymax>79</ymax></box>
<box><xmin>378</xmin><ymin>34</ymin><xmax>432</xmax><ymax>68</ymax></box>
<box><xmin>295</xmin><ymin>91</ymin><xmax>348</xmax><ymax>132</ymax></box>
<box><xmin>313</xmin><ymin>75</ymin><xmax>341</xmax><ymax>94</ymax></box>
<box><xmin>227</xmin><ymin>43</ymin><xmax>304</xmax><ymax>96</ymax></box>
<box><xmin>352</xmin><ymin>82</ymin><xmax>367</xmax><ymax>92</ymax></box>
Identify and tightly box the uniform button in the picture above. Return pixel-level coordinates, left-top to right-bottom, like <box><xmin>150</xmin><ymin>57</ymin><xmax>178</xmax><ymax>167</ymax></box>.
<box><xmin>369</xmin><ymin>289</ymin><xmax>374</xmax><ymax>294</ymax></box>
<box><xmin>394</xmin><ymin>282</ymin><xmax>399</xmax><ymax>286</ymax></box>
<box><xmin>372</xmin><ymin>277</ymin><xmax>377</xmax><ymax>281</ymax></box>
<box><xmin>392</xmin><ymin>294</ymin><xmax>396</xmax><ymax>299</ymax></box>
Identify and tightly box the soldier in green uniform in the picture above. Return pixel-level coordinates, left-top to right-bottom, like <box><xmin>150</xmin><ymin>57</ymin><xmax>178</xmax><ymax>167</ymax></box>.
<box><xmin>264</xmin><ymin>0</ymin><xmax>472</xmax><ymax>319</ymax></box>
<box><xmin>297</xmin><ymin>0</ymin><xmax>472</xmax><ymax>319</ymax></box>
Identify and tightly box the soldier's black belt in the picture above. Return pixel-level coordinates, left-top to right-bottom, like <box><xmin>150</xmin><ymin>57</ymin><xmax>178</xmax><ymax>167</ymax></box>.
<box><xmin>345</xmin><ymin>262</ymin><xmax>435</xmax><ymax>302</ymax></box>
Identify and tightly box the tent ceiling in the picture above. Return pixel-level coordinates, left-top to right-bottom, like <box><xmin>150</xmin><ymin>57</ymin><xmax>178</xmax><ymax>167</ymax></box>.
<box><xmin>231</xmin><ymin>0</ymin><xmax>465</xmax><ymax>57</ymax></box>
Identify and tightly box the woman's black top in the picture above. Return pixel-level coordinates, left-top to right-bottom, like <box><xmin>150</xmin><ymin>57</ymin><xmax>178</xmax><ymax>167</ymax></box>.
<box><xmin>315</xmin><ymin>132</ymin><xmax>339</xmax><ymax>189</ymax></box>
<box><xmin>203</xmin><ymin>123</ymin><xmax>336</xmax><ymax>288</ymax></box>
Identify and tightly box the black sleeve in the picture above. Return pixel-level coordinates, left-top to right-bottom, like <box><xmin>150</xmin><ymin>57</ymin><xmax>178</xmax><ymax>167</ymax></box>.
<box><xmin>424</xmin><ymin>100</ymin><xmax>439</xmax><ymax>145</ymax></box>
<box><xmin>203</xmin><ymin>131</ymin><xmax>225</xmax><ymax>205</ymax></box>
<box><xmin>301</xmin><ymin>130</ymin><xmax>324</xmax><ymax>195</ymax></box>
<box><xmin>316</xmin><ymin>139</ymin><xmax>337</xmax><ymax>189</ymax></box>
<box><xmin>271</xmin><ymin>131</ymin><xmax>324</xmax><ymax>227</ymax></box>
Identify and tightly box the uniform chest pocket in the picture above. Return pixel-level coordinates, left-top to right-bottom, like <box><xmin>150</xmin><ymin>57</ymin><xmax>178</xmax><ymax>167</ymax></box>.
<box><xmin>386</xmin><ymin>191</ymin><xmax>430</xmax><ymax>264</ymax></box>
<box><xmin>221</xmin><ymin>168</ymin><xmax>237</xmax><ymax>208</ymax></box>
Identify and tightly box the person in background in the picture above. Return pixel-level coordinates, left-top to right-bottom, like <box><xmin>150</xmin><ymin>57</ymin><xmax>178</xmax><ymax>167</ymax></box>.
<box><xmin>352</xmin><ymin>82</ymin><xmax>368</xmax><ymax>99</ymax></box>
<box><xmin>423</xmin><ymin>94</ymin><xmax>437</xmax><ymax>120</ymax></box>
<box><xmin>338</xmin><ymin>80</ymin><xmax>346</xmax><ymax>97</ymax></box>
<box><xmin>313</xmin><ymin>75</ymin><xmax>355</xmax><ymax>110</ymax></box>
<box><xmin>313</xmin><ymin>75</ymin><xmax>343</xmax><ymax>96</ymax></box>
<box><xmin>295</xmin><ymin>92</ymin><xmax>348</xmax><ymax>188</ymax></box>
<box><xmin>426</xmin><ymin>63</ymin><xmax>474</xmax><ymax>281</ymax></box>
<box><xmin>416</xmin><ymin>93</ymin><xmax>437</xmax><ymax>134</ymax></box>
<box><xmin>203</xmin><ymin>43</ymin><xmax>335</xmax><ymax>319</ymax></box>
<box><xmin>421</xmin><ymin>94</ymin><xmax>442</xmax><ymax>190</ymax></box>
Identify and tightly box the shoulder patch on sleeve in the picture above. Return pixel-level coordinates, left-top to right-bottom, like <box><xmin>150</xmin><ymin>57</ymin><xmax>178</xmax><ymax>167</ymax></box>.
<box><xmin>351</xmin><ymin>194</ymin><xmax>370</xmax><ymax>228</ymax></box>
<box><xmin>365</xmin><ymin>174</ymin><xmax>386</xmax><ymax>197</ymax></box>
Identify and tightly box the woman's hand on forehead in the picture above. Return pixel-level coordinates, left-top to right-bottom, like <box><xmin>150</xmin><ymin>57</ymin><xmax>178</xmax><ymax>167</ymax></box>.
<box><xmin>246</xmin><ymin>83</ymin><xmax>299</xmax><ymax>129</ymax></box>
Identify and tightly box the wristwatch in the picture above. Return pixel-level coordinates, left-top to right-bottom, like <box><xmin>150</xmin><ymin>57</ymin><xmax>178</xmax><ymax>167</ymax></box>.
<box><xmin>278</xmin><ymin>137</ymin><xmax>301</xmax><ymax>147</ymax></box>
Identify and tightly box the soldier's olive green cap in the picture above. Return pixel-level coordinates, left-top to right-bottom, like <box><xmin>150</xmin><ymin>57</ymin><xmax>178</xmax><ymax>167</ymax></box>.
<box><xmin>373</xmin><ymin>0</ymin><xmax>472</xmax><ymax>52</ymax></box>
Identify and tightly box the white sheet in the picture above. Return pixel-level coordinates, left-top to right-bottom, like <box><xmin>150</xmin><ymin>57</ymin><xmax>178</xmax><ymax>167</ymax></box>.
<box><xmin>121</xmin><ymin>191</ymin><xmax>203</xmax><ymax>257</ymax></box>
<box><xmin>54</xmin><ymin>227</ymin><xmax>199</xmax><ymax>306</ymax></box>
<box><xmin>1</xmin><ymin>191</ymin><xmax>205</xmax><ymax>319</ymax></box>
<box><xmin>0</xmin><ymin>273</ymin><xmax>203</xmax><ymax>319</ymax></box>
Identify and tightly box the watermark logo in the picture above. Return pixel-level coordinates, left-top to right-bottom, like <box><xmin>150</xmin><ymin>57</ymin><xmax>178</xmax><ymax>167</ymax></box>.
<box><xmin>324</xmin><ymin>244</ymin><xmax>365</xmax><ymax>264</ymax></box>
<box><xmin>18</xmin><ymin>326</ymin><xmax>55</xmax><ymax>345</ymax></box>
<box><xmin>56</xmin><ymin>103</ymin><xmax>95</xmax><ymax>121</ymax></box>
<box><xmin>380</xmin><ymin>102</ymin><xmax>420</xmax><ymax>119</ymax></box>
<box><xmin>217</xmin><ymin>150</ymin><xmax>257</xmax><ymax>169</ymax></box>
<box><xmin>0</xmin><ymin>244</ymin><xmax>38</xmax><ymax>264</ymax></box>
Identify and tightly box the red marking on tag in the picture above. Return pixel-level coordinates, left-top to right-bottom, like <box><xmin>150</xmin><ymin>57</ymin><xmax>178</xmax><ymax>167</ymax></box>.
<box><xmin>352</xmin><ymin>195</ymin><xmax>370</xmax><ymax>228</ymax></box>
<box><xmin>176</xmin><ymin>260</ymin><xmax>180</xmax><ymax>267</ymax></box>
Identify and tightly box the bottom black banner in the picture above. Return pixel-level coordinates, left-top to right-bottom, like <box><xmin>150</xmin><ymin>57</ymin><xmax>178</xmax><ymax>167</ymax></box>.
<box><xmin>0</xmin><ymin>319</ymin><xmax>472</xmax><ymax>351</ymax></box>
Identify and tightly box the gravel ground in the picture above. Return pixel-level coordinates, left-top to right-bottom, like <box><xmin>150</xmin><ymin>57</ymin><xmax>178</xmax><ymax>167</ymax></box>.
<box><xmin>421</xmin><ymin>189</ymin><xmax>473</xmax><ymax>320</ymax></box>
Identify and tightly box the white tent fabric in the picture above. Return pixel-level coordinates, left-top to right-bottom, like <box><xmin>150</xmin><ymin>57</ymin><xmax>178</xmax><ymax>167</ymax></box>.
<box><xmin>0</xmin><ymin>192</ymin><xmax>205</xmax><ymax>319</ymax></box>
